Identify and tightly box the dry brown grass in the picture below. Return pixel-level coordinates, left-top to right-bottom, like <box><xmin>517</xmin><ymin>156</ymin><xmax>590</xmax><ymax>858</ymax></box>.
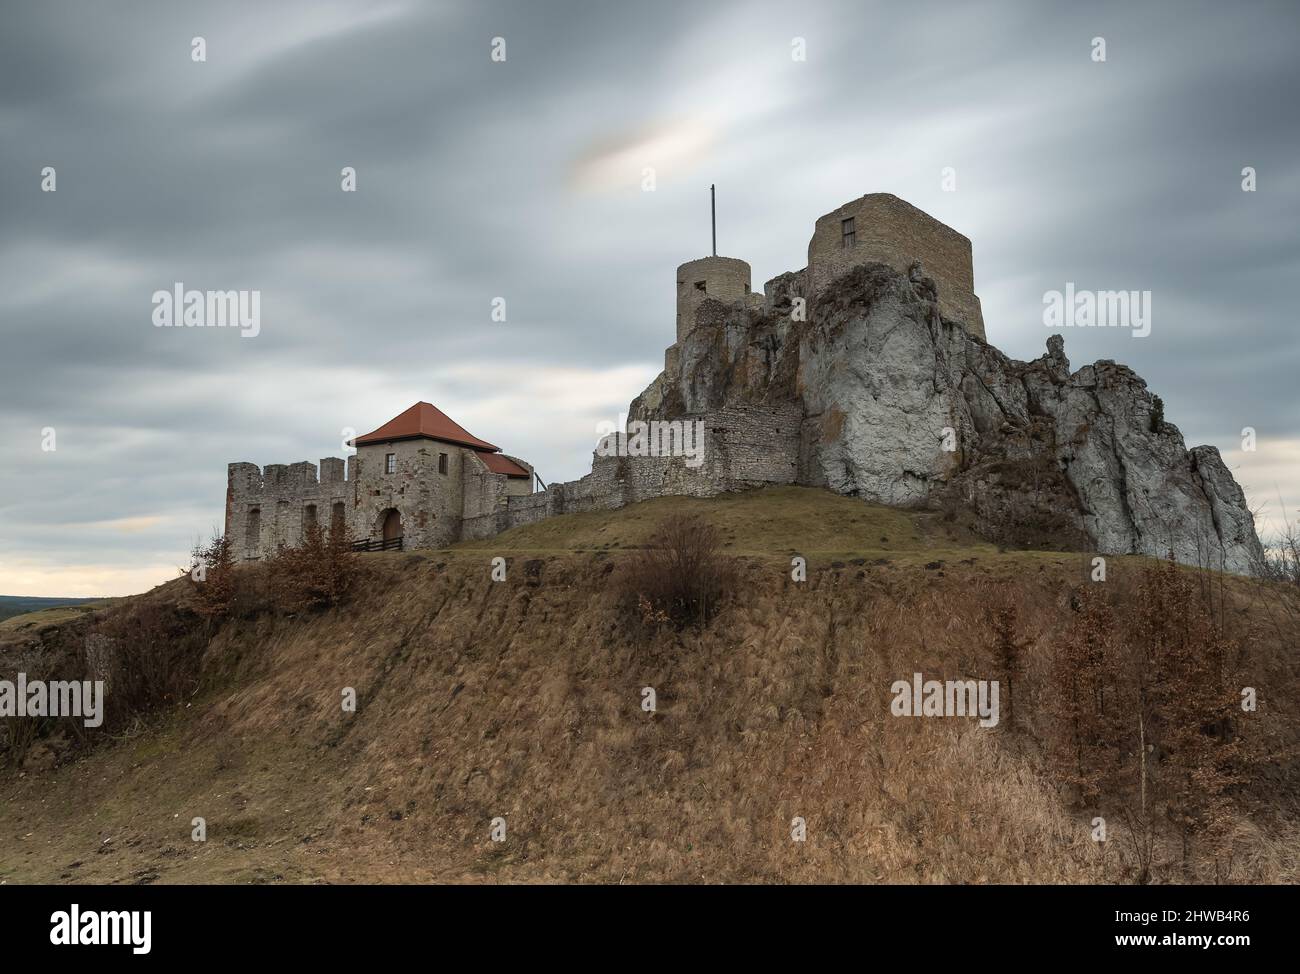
<box><xmin>2</xmin><ymin>492</ymin><xmax>1298</xmax><ymax>885</ymax></box>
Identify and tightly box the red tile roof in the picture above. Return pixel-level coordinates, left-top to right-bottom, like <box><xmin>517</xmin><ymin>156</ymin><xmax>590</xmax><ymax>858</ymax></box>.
<box><xmin>354</xmin><ymin>402</ymin><xmax>501</xmax><ymax>452</ymax></box>
<box><xmin>476</xmin><ymin>452</ymin><xmax>530</xmax><ymax>478</ymax></box>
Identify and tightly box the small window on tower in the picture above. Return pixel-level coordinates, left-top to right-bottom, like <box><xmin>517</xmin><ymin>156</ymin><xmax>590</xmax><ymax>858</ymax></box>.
<box><xmin>841</xmin><ymin>217</ymin><xmax>856</xmax><ymax>248</ymax></box>
<box><xmin>439</xmin><ymin>453</ymin><xmax>448</xmax><ymax>475</ymax></box>
<box><xmin>385</xmin><ymin>453</ymin><xmax>396</xmax><ymax>474</ymax></box>
<box><xmin>694</xmin><ymin>280</ymin><xmax>707</xmax><ymax>292</ymax></box>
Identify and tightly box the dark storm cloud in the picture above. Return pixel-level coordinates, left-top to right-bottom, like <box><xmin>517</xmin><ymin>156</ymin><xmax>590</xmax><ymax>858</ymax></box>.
<box><xmin>1</xmin><ymin>0</ymin><xmax>1297</xmax><ymax>594</ymax></box>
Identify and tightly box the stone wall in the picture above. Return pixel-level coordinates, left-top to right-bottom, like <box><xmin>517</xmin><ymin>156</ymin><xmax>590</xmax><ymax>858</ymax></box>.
<box><xmin>806</xmin><ymin>193</ymin><xmax>985</xmax><ymax>339</ymax></box>
<box><xmin>225</xmin><ymin>459</ymin><xmax>353</xmax><ymax>561</ymax></box>
<box><xmin>461</xmin><ymin>404</ymin><xmax>802</xmax><ymax>541</ymax></box>
<box><xmin>460</xmin><ymin>452</ymin><xmax>533</xmax><ymax>520</ymax></box>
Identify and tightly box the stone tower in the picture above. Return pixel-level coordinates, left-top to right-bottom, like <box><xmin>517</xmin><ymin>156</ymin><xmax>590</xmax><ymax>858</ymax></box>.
<box><xmin>805</xmin><ymin>193</ymin><xmax>985</xmax><ymax>339</ymax></box>
<box><xmin>674</xmin><ymin>256</ymin><xmax>756</xmax><ymax>344</ymax></box>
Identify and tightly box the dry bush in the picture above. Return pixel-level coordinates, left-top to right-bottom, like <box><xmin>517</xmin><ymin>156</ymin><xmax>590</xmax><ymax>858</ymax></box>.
<box><xmin>1130</xmin><ymin>559</ymin><xmax>1247</xmax><ymax>876</ymax></box>
<box><xmin>88</xmin><ymin>601</ymin><xmax>206</xmax><ymax>732</ymax></box>
<box><xmin>616</xmin><ymin>513</ymin><xmax>735</xmax><ymax>630</ymax></box>
<box><xmin>266</xmin><ymin>518</ymin><xmax>357</xmax><ymax>613</ymax></box>
<box><xmin>0</xmin><ymin>702</ymin><xmax>41</xmax><ymax>768</ymax></box>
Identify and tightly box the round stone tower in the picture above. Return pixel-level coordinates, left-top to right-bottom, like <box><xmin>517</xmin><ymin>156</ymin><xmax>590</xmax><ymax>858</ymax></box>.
<box><xmin>675</xmin><ymin>256</ymin><xmax>752</xmax><ymax>343</ymax></box>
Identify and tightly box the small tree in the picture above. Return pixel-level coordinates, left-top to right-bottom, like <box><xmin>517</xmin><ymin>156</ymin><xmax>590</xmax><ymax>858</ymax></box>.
<box><xmin>190</xmin><ymin>532</ymin><xmax>236</xmax><ymax>621</ymax></box>
<box><xmin>989</xmin><ymin>599</ymin><xmax>1029</xmax><ymax>730</ymax></box>
<box><xmin>1047</xmin><ymin>586</ymin><xmax>1122</xmax><ymax>806</ymax></box>
<box><xmin>1149</xmin><ymin>395</ymin><xmax>1165</xmax><ymax>433</ymax></box>
<box><xmin>1130</xmin><ymin>558</ymin><xmax>1245</xmax><ymax>876</ymax></box>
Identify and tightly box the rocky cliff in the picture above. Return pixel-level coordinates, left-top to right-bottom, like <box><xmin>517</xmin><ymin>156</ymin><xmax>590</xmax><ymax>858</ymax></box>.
<box><xmin>629</xmin><ymin>261</ymin><xmax>1263</xmax><ymax>574</ymax></box>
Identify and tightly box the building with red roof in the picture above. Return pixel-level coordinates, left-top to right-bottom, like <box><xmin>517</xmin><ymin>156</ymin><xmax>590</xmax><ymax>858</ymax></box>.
<box><xmin>226</xmin><ymin>401</ymin><xmax>534</xmax><ymax>557</ymax></box>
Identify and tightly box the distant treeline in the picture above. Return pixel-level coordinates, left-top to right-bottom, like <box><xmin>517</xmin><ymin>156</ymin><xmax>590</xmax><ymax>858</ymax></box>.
<box><xmin>0</xmin><ymin>596</ymin><xmax>102</xmax><ymax>624</ymax></box>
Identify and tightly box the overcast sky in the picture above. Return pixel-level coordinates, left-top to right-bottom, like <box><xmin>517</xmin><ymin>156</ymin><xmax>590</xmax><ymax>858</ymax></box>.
<box><xmin>2</xmin><ymin>0</ymin><xmax>1297</xmax><ymax>596</ymax></box>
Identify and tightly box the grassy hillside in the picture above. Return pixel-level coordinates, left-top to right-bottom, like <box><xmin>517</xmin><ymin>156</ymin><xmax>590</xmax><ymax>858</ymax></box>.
<box><xmin>1</xmin><ymin>487</ymin><xmax>1296</xmax><ymax>884</ymax></box>
<box><xmin>455</xmin><ymin>485</ymin><xmax>995</xmax><ymax>562</ymax></box>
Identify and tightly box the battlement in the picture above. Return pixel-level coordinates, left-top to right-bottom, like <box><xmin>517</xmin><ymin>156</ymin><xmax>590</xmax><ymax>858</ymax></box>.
<box><xmin>225</xmin><ymin>458</ymin><xmax>356</xmax><ymax>558</ymax></box>
<box><xmin>226</xmin><ymin>458</ymin><xmax>355</xmax><ymax>492</ymax></box>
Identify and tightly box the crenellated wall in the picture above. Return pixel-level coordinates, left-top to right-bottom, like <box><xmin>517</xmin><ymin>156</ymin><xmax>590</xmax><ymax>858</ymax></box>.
<box><xmin>225</xmin><ymin>458</ymin><xmax>353</xmax><ymax>560</ymax></box>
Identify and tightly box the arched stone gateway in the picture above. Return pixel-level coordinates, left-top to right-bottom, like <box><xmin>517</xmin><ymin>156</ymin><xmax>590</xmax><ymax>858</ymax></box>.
<box><xmin>380</xmin><ymin>508</ymin><xmax>402</xmax><ymax>543</ymax></box>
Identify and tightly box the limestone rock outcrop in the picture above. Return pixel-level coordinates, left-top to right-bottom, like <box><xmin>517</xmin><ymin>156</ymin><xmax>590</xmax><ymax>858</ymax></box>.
<box><xmin>630</xmin><ymin>261</ymin><xmax>1263</xmax><ymax>575</ymax></box>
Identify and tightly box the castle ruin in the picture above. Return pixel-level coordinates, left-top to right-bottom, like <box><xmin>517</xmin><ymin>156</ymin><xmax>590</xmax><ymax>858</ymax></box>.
<box><xmin>225</xmin><ymin>191</ymin><xmax>1262</xmax><ymax>573</ymax></box>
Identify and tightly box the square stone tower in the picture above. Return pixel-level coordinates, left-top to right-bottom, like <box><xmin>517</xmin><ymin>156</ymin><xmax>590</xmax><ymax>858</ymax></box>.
<box><xmin>806</xmin><ymin>193</ymin><xmax>985</xmax><ymax>339</ymax></box>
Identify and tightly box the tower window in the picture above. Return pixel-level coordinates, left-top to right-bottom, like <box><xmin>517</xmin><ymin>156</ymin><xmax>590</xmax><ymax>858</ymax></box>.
<box><xmin>841</xmin><ymin>217</ymin><xmax>856</xmax><ymax>248</ymax></box>
<box><xmin>385</xmin><ymin>453</ymin><xmax>396</xmax><ymax>474</ymax></box>
<box><xmin>694</xmin><ymin>280</ymin><xmax>707</xmax><ymax>292</ymax></box>
<box><xmin>439</xmin><ymin>452</ymin><xmax>448</xmax><ymax>475</ymax></box>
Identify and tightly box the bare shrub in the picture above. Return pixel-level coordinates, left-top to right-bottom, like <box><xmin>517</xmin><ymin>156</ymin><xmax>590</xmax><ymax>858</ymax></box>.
<box><xmin>89</xmin><ymin>602</ymin><xmax>206</xmax><ymax>732</ymax></box>
<box><xmin>266</xmin><ymin>517</ymin><xmax>357</xmax><ymax>613</ymax></box>
<box><xmin>0</xmin><ymin>704</ymin><xmax>40</xmax><ymax>768</ymax></box>
<box><xmin>1260</xmin><ymin>515</ymin><xmax>1300</xmax><ymax>588</ymax></box>
<box><xmin>616</xmin><ymin>514</ymin><xmax>735</xmax><ymax>629</ymax></box>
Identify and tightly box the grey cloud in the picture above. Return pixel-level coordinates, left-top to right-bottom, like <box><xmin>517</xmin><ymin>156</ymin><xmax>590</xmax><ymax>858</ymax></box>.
<box><xmin>1</xmin><ymin>0</ymin><xmax>1297</xmax><ymax>593</ymax></box>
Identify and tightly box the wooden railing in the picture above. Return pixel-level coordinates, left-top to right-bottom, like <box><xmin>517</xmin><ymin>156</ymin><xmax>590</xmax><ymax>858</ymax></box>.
<box><xmin>350</xmin><ymin>536</ymin><xmax>403</xmax><ymax>553</ymax></box>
